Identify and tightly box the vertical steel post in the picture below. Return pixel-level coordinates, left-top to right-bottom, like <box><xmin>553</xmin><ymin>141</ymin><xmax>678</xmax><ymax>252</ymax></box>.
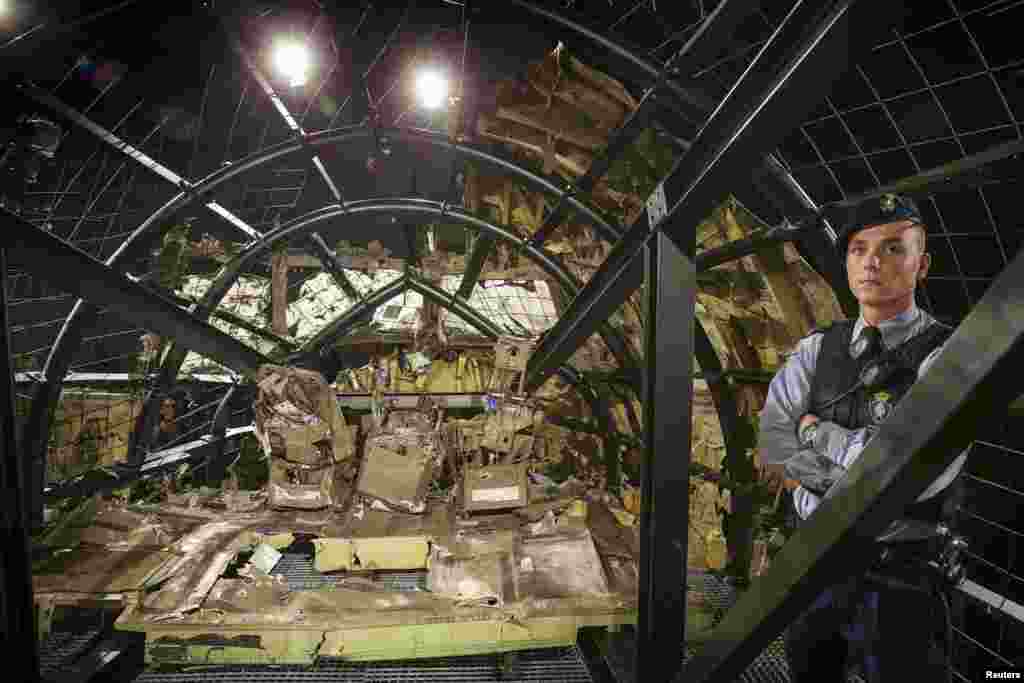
<box><xmin>0</xmin><ymin>245</ymin><xmax>41</xmax><ymax>678</ymax></box>
<box><xmin>206</xmin><ymin>386</ymin><xmax>237</xmax><ymax>486</ymax></box>
<box><xmin>635</xmin><ymin>187</ymin><xmax>695</xmax><ymax>682</ymax></box>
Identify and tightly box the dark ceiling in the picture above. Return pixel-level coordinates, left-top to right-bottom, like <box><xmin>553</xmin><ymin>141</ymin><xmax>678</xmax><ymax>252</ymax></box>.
<box><xmin>2</xmin><ymin>0</ymin><xmax>1023</xmax><ymax>376</ymax></box>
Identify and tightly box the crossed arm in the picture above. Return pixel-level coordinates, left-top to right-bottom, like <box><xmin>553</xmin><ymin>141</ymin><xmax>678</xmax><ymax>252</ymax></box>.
<box><xmin>757</xmin><ymin>333</ymin><xmax>946</xmax><ymax>518</ymax></box>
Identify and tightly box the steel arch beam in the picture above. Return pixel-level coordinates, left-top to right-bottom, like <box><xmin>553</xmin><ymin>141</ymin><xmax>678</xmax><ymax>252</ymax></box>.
<box><xmin>408</xmin><ymin>277</ymin><xmax>612</xmax><ymax>443</ymax></box>
<box><xmin>291</xmin><ymin>274</ymin><xmax>410</xmax><ymax>360</ymax></box>
<box><xmin>498</xmin><ymin>0</ymin><xmax>858</xmax><ymax>323</ymax></box>
<box><xmin>406</xmin><ymin>276</ymin><xmax>503</xmax><ymax>339</ymax></box>
<box><xmin>126</xmin><ymin>126</ymin><xmax>625</xmax><ymax>247</ymax></box>
<box><xmin>287</xmin><ymin>272</ymin><xmax>601</xmax><ymax>420</ymax></box>
<box><xmin>524</xmin><ymin>0</ymin><xmax>860</xmax><ymax>393</ymax></box>
<box><xmin>1</xmin><ymin>208</ymin><xmax>269</xmax><ymax>375</ymax></box>
<box><xmin>27</xmin><ymin>123</ymin><xmax>635</xmax><ymax>475</ymax></box>
<box><xmin>184</xmin><ymin>199</ymin><xmax>635</xmax><ymax>376</ymax></box>
<box><xmin>33</xmin><ymin>122</ymin><xmax>629</xmax><ymax>406</ymax></box>
<box><xmin>505</xmin><ymin>0</ymin><xmax>716</xmax><ymax>125</ymax></box>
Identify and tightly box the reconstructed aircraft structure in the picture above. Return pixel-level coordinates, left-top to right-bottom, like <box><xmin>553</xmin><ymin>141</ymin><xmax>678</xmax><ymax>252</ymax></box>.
<box><xmin>2</xmin><ymin>1</ymin><xmax>1022</xmax><ymax>682</ymax></box>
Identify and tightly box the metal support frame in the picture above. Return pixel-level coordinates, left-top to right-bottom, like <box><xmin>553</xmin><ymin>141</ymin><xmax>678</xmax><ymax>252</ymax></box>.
<box><xmin>675</xmin><ymin>208</ymin><xmax>1024</xmax><ymax>683</ymax></box>
<box><xmin>456</xmin><ymin>232</ymin><xmax>496</xmax><ymax>300</ymax></box>
<box><xmin>506</xmin><ymin>0</ymin><xmax>716</xmax><ymax>126</ymax></box>
<box><xmin>21</xmin><ymin>83</ymin><xmax>263</xmax><ymax>242</ymax></box>
<box><xmin>44</xmin><ymin>425</ymin><xmax>253</xmax><ymax>501</ymax></box>
<box><xmin>291</xmin><ymin>274</ymin><xmax>409</xmax><ymax>360</ymax></box>
<box><xmin>25</xmin><ymin>125</ymin><xmax>636</xmax><ymax>476</ymax></box>
<box><xmin>528</xmin><ymin>0</ymin><xmax>760</xmax><ymax>247</ymax></box>
<box><xmin>205</xmin><ymin>385</ymin><xmax>238</xmax><ymax>485</ymax></box>
<box><xmin>184</xmin><ymin>199</ymin><xmax>634</xmax><ymax>371</ymax></box>
<box><xmin>227</xmin><ymin>25</ymin><xmax>360</xmax><ymax>308</ymax></box>
<box><xmin>756</xmin><ymin>155</ymin><xmax>859</xmax><ymax>317</ymax></box>
<box><xmin>635</xmin><ymin>226</ymin><xmax>696</xmax><ymax>681</ymax></box>
<box><xmin>307</xmin><ymin>233</ymin><xmax>362</xmax><ymax>301</ymax></box>
<box><xmin>833</xmin><ymin>136</ymin><xmax>1024</xmax><ymax>209</ymax></box>
<box><xmin>0</xmin><ymin>244</ymin><xmax>40</xmax><ymax>676</ymax></box>
<box><xmin>0</xmin><ymin>207</ymin><xmax>269</xmax><ymax>376</ymax></box>
<box><xmin>406</xmin><ymin>276</ymin><xmax>502</xmax><ymax>339</ymax></box>
<box><xmin>525</xmin><ymin>0</ymin><xmax>861</xmax><ymax>393</ymax></box>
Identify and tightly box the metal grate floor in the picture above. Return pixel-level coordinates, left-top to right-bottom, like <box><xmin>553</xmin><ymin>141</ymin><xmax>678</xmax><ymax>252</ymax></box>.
<box><xmin>681</xmin><ymin>571</ymin><xmax>864</xmax><ymax>683</ymax></box>
<box><xmin>134</xmin><ymin>646</ymin><xmax>594</xmax><ymax>682</ymax></box>
<box><xmin>273</xmin><ymin>550</ymin><xmax>427</xmax><ymax>592</ymax></box>
<box><xmin>39</xmin><ymin>628</ymin><xmax>105</xmax><ymax>678</ymax></box>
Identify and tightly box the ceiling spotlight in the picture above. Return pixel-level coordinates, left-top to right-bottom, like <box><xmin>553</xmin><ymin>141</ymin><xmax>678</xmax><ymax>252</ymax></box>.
<box><xmin>415</xmin><ymin>70</ymin><xmax>448</xmax><ymax>110</ymax></box>
<box><xmin>274</xmin><ymin>42</ymin><xmax>310</xmax><ymax>88</ymax></box>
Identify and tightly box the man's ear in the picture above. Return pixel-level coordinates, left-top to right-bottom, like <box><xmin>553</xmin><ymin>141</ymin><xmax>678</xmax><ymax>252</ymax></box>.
<box><xmin>918</xmin><ymin>251</ymin><xmax>931</xmax><ymax>281</ymax></box>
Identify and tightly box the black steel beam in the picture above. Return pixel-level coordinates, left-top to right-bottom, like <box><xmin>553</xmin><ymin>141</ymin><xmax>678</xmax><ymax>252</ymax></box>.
<box><xmin>20</xmin><ymin>83</ymin><xmax>263</xmax><ymax>241</ymax></box>
<box><xmin>529</xmin><ymin>0</ymin><xmax>761</xmax><ymax>247</ymax></box>
<box><xmin>186</xmin><ymin>199</ymin><xmax>636</xmax><ymax>391</ymax></box>
<box><xmin>407</xmin><ymin>276</ymin><xmax>502</xmax><ymax>339</ymax></box>
<box><xmin>525</xmin><ymin>0</ymin><xmax>860</xmax><ymax>392</ymax></box>
<box><xmin>0</xmin><ymin>208</ymin><xmax>269</xmax><ymax>376</ymax></box>
<box><xmin>635</xmin><ymin>230</ymin><xmax>695</xmax><ymax>683</ymax></box>
<box><xmin>675</xmin><ymin>200</ymin><xmax>1024</xmax><ymax>683</ymax></box>
<box><xmin>44</xmin><ymin>426</ymin><xmax>253</xmax><ymax>501</ymax></box>
<box><xmin>21</xmin><ymin>300</ymin><xmax>100</xmax><ymax>528</ymax></box>
<box><xmin>293</xmin><ymin>274</ymin><xmax>409</xmax><ymax>358</ymax></box>
<box><xmin>307</xmin><ymin>232</ymin><xmax>362</xmax><ymax>301</ymax></box>
<box><xmin>0</xmin><ymin>246</ymin><xmax>40</xmax><ymax>676</ymax></box>
<box><xmin>695</xmin><ymin>218</ymin><xmax>812</xmax><ymax>271</ymax></box>
<box><xmin>117</xmin><ymin>126</ymin><xmax>624</xmax><ymax>247</ymax></box>
<box><xmin>456</xmin><ymin>232</ymin><xmax>496</xmax><ymax>300</ymax></box>
<box><xmin>528</xmin><ymin>105</ymin><xmax>648</xmax><ymax>247</ymax></box>
<box><xmin>36</xmin><ymin>123</ymin><xmax>631</xmax><ymax>419</ymax></box>
<box><xmin>126</xmin><ymin>387</ymin><xmax>161</xmax><ymax>466</ymax></box>
<box><xmin>226</xmin><ymin>25</ymin><xmax>345</xmax><ymax>206</ymax></box>
<box><xmin>576</xmin><ymin>628</ymin><xmax>619</xmax><ymax>683</ymax></box>
<box><xmin>23</xmin><ymin>120</ymin><xmax>634</xmax><ymax>539</ymax></box>
<box><xmin>505</xmin><ymin>0</ymin><xmax>716</xmax><ymax>125</ymax></box>
<box><xmin>754</xmin><ymin>155</ymin><xmax>859</xmax><ymax>317</ymax></box>
<box><xmin>834</xmin><ymin>137</ymin><xmax>1024</xmax><ymax>208</ymax></box>
<box><xmin>205</xmin><ymin>385</ymin><xmax>238</xmax><ymax>485</ymax></box>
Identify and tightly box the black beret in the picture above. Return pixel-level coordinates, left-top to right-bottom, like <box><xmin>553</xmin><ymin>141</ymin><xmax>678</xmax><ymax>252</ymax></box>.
<box><xmin>835</xmin><ymin>193</ymin><xmax>923</xmax><ymax>257</ymax></box>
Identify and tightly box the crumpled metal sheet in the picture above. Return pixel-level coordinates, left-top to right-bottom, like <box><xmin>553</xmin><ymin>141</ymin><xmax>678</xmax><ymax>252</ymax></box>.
<box><xmin>33</xmin><ymin>545</ymin><xmax>175</xmax><ymax>594</ymax></box>
<box><xmin>254</xmin><ymin>365</ymin><xmax>350</xmax><ymax>510</ymax></box>
<box><xmin>139</xmin><ymin>518</ymin><xmax>268</xmax><ymax>620</ymax></box>
<box><xmin>76</xmin><ymin>505</ymin><xmax>176</xmax><ymax>550</ymax></box>
<box><xmin>517</xmin><ymin>530</ymin><xmax>610</xmax><ymax>599</ymax></box>
<box><xmin>427</xmin><ymin>548</ymin><xmax>514</xmax><ymax>607</ymax></box>
<box><xmin>202</xmin><ymin>575</ymin><xmax>288</xmax><ymax>614</ymax></box>
<box><xmin>357</xmin><ymin>427</ymin><xmax>442</xmax><ymax>514</ymax></box>
<box><xmin>481</xmin><ymin>406</ymin><xmax>538</xmax><ymax>454</ymax></box>
<box><xmin>312</xmin><ymin>536</ymin><xmax>431</xmax><ymax>573</ymax></box>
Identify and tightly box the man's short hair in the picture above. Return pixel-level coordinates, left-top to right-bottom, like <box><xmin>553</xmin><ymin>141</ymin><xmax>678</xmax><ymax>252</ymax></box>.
<box><xmin>836</xmin><ymin>193</ymin><xmax>926</xmax><ymax>257</ymax></box>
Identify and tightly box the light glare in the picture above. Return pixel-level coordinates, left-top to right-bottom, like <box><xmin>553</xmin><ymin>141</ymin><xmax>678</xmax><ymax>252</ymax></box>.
<box><xmin>416</xmin><ymin>70</ymin><xmax>448</xmax><ymax>110</ymax></box>
<box><xmin>274</xmin><ymin>43</ymin><xmax>310</xmax><ymax>87</ymax></box>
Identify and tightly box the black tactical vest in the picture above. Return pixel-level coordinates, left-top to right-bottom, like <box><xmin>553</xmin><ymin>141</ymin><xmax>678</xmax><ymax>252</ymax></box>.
<box><xmin>807</xmin><ymin>319</ymin><xmax>964</xmax><ymax>525</ymax></box>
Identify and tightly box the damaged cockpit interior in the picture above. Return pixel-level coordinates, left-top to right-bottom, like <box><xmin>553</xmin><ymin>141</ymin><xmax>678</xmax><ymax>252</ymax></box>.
<box><xmin>5</xmin><ymin>1</ymin><xmax>1024</xmax><ymax>682</ymax></box>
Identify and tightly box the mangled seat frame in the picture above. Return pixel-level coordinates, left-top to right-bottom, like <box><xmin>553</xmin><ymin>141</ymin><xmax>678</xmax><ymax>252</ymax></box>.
<box><xmin>254</xmin><ymin>365</ymin><xmax>355</xmax><ymax>510</ymax></box>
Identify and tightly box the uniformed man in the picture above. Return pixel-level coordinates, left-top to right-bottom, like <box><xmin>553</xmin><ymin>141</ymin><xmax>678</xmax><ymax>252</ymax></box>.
<box><xmin>758</xmin><ymin>193</ymin><xmax>967</xmax><ymax>682</ymax></box>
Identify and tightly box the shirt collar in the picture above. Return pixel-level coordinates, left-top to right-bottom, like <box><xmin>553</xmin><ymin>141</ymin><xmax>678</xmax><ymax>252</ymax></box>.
<box><xmin>852</xmin><ymin>302</ymin><xmax>921</xmax><ymax>350</ymax></box>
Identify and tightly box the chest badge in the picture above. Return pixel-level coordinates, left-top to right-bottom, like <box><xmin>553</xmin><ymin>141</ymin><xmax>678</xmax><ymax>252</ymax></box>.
<box><xmin>869</xmin><ymin>391</ymin><xmax>893</xmax><ymax>424</ymax></box>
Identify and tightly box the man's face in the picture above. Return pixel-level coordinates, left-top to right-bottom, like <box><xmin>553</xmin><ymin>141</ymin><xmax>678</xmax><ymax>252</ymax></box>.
<box><xmin>846</xmin><ymin>220</ymin><xmax>930</xmax><ymax>308</ymax></box>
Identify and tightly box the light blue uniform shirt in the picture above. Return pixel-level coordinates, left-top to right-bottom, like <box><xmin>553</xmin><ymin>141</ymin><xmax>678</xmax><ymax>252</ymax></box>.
<box><xmin>758</xmin><ymin>302</ymin><xmax>968</xmax><ymax>542</ymax></box>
